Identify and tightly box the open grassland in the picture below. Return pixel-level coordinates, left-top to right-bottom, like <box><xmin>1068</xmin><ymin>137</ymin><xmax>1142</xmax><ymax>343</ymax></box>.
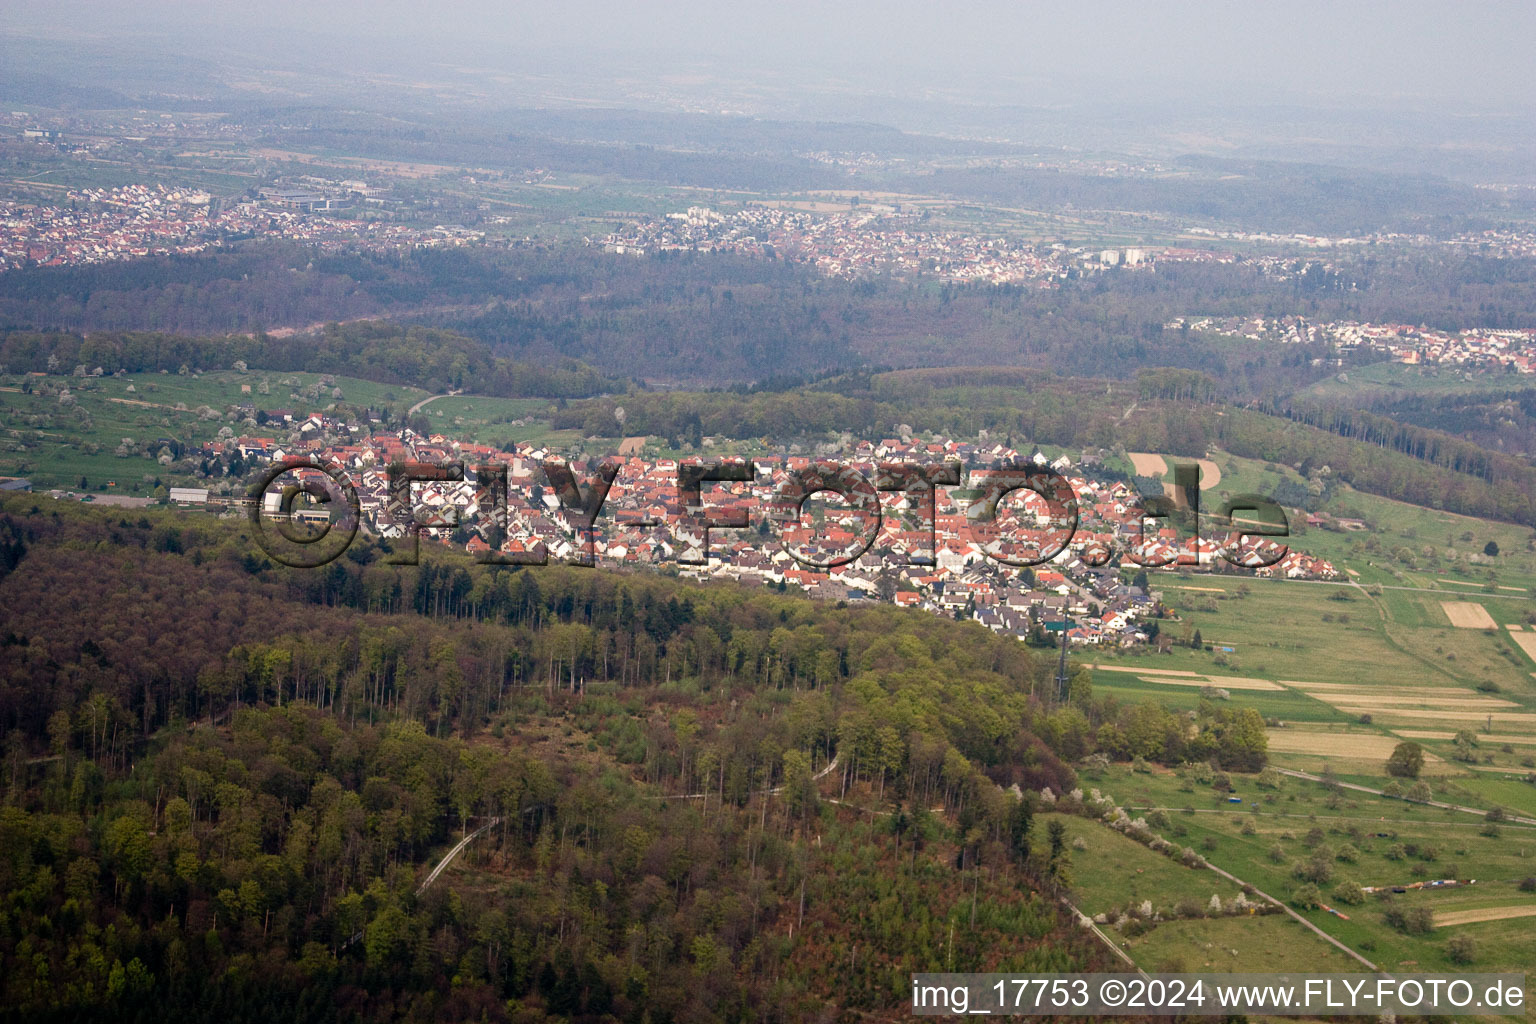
<box><xmin>1043</xmin><ymin>813</ymin><xmax>1239</xmax><ymax>917</ymax></box>
<box><xmin>1051</xmin><ymin>809</ymin><xmax>1372</xmax><ymax>974</ymax></box>
<box><xmin>1090</xmin><ymin>600</ymin><xmax>1536</xmax><ymax>781</ymax></box>
<box><xmin>413</xmin><ymin>394</ymin><xmax>565</xmax><ymax>445</ymax></box>
<box><xmin>1450</xmin><ymin>775</ymin><xmax>1536</xmax><ymax>820</ymax></box>
<box><xmin>1120</xmin><ymin>915</ymin><xmax>1363</xmax><ymax>973</ymax></box>
<box><xmin>1109</xmin><ymin>574</ymin><xmax>1491</xmax><ymax>688</ymax></box>
<box><xmin>1104</xmin><ymin>569</ymin><xmax>1536</xmax><ymax>704</ymax></box>
<box><xmin>1088</xmin><ymin>671</ymin><xmax>1344</xmax><ymax>724</ymax></box>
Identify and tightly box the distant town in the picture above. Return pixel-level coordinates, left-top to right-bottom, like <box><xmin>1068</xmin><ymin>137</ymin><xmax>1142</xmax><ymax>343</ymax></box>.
<box><xmin>593</xmin><ymin>203</ymin><xmax>1536</xmax><ymax>286</ymax></box>
<box><xmin>0</xmin><ymin>182</ymin><xmax>482</xmax><ymax>271</ymax></box>
<box><xmin>1169</xmin><ymin>315</ymin><xmax>1536</xmax><ymax>373</ymax></box>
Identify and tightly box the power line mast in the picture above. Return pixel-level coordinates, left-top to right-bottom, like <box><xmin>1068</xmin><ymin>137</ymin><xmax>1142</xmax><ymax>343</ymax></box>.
<box><xmin>1054</xmin><ymin>618</ymin><xmax>1070</xmax><ymax>704</ymax></box>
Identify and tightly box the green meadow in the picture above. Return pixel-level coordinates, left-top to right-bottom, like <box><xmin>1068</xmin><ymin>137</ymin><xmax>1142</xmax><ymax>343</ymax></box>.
<box><xmin>1063</xmin><ymin>764</ymin><xmax>1536</xmax><ymax>978</ymax></box>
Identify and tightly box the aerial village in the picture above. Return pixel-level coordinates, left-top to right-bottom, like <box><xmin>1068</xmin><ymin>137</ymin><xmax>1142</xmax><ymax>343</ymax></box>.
<box><xmin>188</xmin><ymin>416</ymin><xmax>1339</xmax><ymax>650</ymax></box>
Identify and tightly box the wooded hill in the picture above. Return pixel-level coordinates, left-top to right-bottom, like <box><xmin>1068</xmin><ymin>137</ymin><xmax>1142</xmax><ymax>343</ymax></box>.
<box><xmin>7</xmin><ymin>244</ymin><xmax>1536</xmax><ymax>388</ymax></box>
<box><xmin>0</xmin><ymin>498</ymin><xmax>1270</xmax><ymax>1020</ymax></box>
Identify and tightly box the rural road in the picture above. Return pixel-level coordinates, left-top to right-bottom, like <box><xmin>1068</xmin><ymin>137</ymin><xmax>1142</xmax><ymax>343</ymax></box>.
<box><xmin>416</xmin><ymin>816</ymin><xmax>500</xmax><ymax>895</ymax></box>
<box><xmin>1064</xmin><ymin>897</ymin><xmax>1148</xmax><ymax>977</ymax></box>
<box><xmin>407</xmin><ymin>393</ymin><xmax>449</xmax><ymax>416</ymax></box>
<box><xmin>1198</xmin><ymin>856</ymin><xmax>1379</xmax><ymax>970</ymax></box>
<box><xmin>1275</xmin><ymin>768</ymin><xmax>1536</xmax><ymax>826</ymax></box>
<box><xmin>1252</xmin><ymin>574</ymin><xmax>1533</xmax><ymax>601</ymax></box>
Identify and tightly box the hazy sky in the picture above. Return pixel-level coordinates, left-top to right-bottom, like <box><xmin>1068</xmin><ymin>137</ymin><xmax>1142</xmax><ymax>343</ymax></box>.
<box><xmin>6</xmin><ymin>0</ymin><xmax>1536</xmax><ymax>109</ymax></box>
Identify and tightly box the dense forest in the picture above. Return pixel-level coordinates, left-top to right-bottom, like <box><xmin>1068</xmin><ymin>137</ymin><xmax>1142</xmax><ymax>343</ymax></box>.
<box><xmin>7</xmin><ymin>243</ymin><xmax>1536</xmax><ymax>388</ymax></box>
<box><xmin>0</xmin><ymin>498</ymin><xmax>1267</xmax><ymax>1021</ymax></box>
<box><xmin>1298</xmin><ymin>382</ymin><xmax>1536</xmax><ymax>459</ymax></box>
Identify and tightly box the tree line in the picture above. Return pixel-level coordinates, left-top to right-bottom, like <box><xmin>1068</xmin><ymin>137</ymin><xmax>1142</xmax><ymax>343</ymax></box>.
<box><xmin>0</xmin><ymin>321</ymin><xmax>617</xmax><ymax>398</ymax></box>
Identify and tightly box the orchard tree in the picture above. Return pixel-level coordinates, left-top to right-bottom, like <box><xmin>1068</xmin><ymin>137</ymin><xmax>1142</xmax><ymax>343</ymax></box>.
<box><xmin>1385</xmin><ymin>741</ymin><xmax>1424</xmax><ymax>779</ymax></box>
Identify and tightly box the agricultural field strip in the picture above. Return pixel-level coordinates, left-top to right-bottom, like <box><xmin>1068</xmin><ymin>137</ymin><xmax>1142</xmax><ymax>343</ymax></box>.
<box><xmin>1234</xmin><ymin>577</ymin><xmax>1535</xmax><ymax>600</ymax></box>
<box><xmin>1125</xmin><ymin>452</ymin><xmax>1221</xmax><ymax>489</ymax></box>
<box><xmin>1296</xmin><ymin>693</ymin><xmax>1519</xmax><ymax>708</ymax></box>
<box><xmin>1506</xmin><ymin>632</ymin><xmax>1536</xmax><ymax>662</ymax></box>
<box><xmin>1330</xmin><ymin>707</ymin><xmax>1536</xmax><ymax>725</ymax></box>
<box><xmin>1441</xmin><ymin>601</ymin><xmax>1498</xmax><ymax>629</ymax></box>
<box><xmin>1130</xmin><ymin>806</ymin><xmax>1536</xmax><ymax>831</ymax></box>
<box><xmin>1101</xmin><ymin>670</ymin><xmax>1536</xmax><ymax>752</ymax></box>
<box><xmin>1138</xmin><ymin>676</ymin><xmax>1282</xmax><ymax>692</ymax></box>
<box><xmin>1395</xmin><ymin>730</ymin><xmax>1536</xmax><ymax>745</ymax></box>
<box><xmin>1126</xmin><ymin>452</ymin><xmax>1167</xmax><ymax>477</ymax></box>
<box><xmin>1102</xmin><ymin>639</ymin><xmax>1536</xmax><ymax>762</ymax></box>
<box><xmin>1285</xmin><ymin>681</ymin><xmax>1484</xmax><ymax>693</ymax></box>
<box><xmin>1433</xmin><ymin>905</ymin><xmax>1536</xmax><ymax>927</ymax></box>
<box><xmin>1110</xmin><ymin>668</ymin><xmax>1516</xmax><ymax>710</ymax></box>
<box><xmin>1264</xmin><ymin>731</ymin><xmax>1421</xmax><ymax>758</ymax></box>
